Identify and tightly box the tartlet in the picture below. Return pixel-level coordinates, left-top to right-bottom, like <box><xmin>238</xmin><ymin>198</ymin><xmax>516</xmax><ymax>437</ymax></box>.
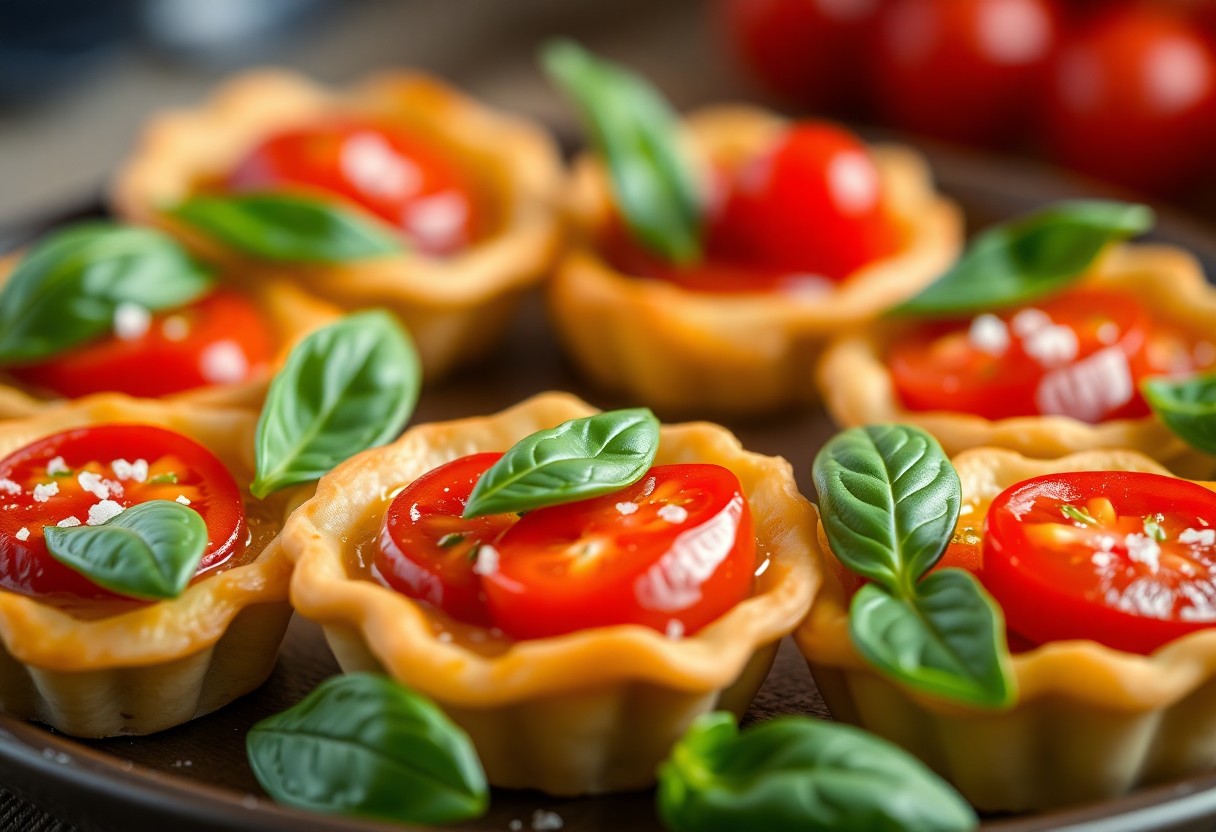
<box><xmin>284</xmin><ymin>392</ymin><xmax>818</xmax><ymax>795</ymax></box>
<box><xmin>0</xmin><ymin>394</ymin><xmax>300</xmax><ymax>737</ymax></box>
<box><xmin>111</xmin><ymin>69</ymin><xmax>564</xmax><ymax>379</ymax></box>
<box><xmin>818</xmin><ymin>244</ymin><xmax>1216</xmax><ymax>477</ymax></box>
<box><xmin>550</xmin><ymin>106</ymin><xmax>961</xmax><ymax>416</ymax></box>
<box><xmin>796</xmin><ymin>445</ymin><xmax>1216</xmax><ymax>812</ymax></box>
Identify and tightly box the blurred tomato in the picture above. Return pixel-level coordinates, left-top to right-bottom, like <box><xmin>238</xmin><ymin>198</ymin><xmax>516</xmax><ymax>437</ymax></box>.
<box><xmin>870</xmin><ymin>0</ymin><xmax>1061</xmax><ymax>145</ymax></box>
<box><xmin>1042</xmin><ymin>4</ymin><xmax>1216</xmax><ymax>194</ymax></box>
<box><xmin>718</xmin><ymin>0</ymin><xmax>881</xmax><ymax>112</ymax></box>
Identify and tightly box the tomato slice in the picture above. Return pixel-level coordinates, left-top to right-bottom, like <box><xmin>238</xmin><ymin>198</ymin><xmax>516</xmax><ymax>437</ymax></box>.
<box><xmin>983</xmin><ymin>470</ymin><xmax>1216</xmax><ymax>654</ymax></box>
<box><xmin>227</xmin><ymin>120</ymin><xmax>483</xmax><ymax>255</ymax></box>
<box><xmin>376</xmin><ymin>453</ymin><xmax>515</xmax><ymax>626</ymax></box>
<box><xmin>0</xmin><ymin>425</ymin><xmax>247</xmax><ymax>600</ymax></box>
<box><xmin>9</xmin><ymin>289</ymin><xmax>274</xmax><ymax>400</ymax></box>
<box><xmin>889</xmin><ymin>288</ymin><xmax>1213</xmax><ymax>422</ymax></box>
<box><xmin>484</xmin><ymin>464</ymin><xmax>756</xmax><ymax>640</ymax></box>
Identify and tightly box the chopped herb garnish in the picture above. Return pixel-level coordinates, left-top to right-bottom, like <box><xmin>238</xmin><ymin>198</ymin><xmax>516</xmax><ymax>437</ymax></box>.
<box><xmin>148</xmin><ymin>472</ymin><xmax>179</xmax><ymax>485</ymax></box>
<box><xmin>437</xmin><ymin>533</ymin><xmax>465</xmax><ymax>549</ymax></box>
<box><xmin>1061</xmin><ymin>505</ymin><xmax>1098</xmax><ymax>526</ymax></box>
<box><xmin>1143</xmin><ymin>516</ymin><xmax>1166</xmax><ymax>542</ymax></box>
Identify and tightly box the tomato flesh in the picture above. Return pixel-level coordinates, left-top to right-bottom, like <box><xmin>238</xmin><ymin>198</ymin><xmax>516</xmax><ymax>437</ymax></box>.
<box><xmin>227</xmin><ymin>120</ymin><xmax>482</xmax><ymax>255</ymax></box>
<box><xmin>9</xmin><ymin>290</ymin><xmax>273</xmax><ymax>400</ymax></box>
<box><xmin>0</xmin><ymin>425</ymin><xmax>247</xmax><ymax>600</ymax></box>
<box><xmin>984</xmin><ymin>471</ymin><xmax>1216</xmax><ymax>654</ymax></box>
<box><xmin>889</xmin><ymin>288</ymin><xmax>1213</xmax><ymax>422</ymax></box>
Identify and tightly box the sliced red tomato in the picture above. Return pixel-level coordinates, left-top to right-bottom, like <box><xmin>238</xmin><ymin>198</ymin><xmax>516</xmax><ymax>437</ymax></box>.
<box><xmin>227</xmin><ymin>120</ymin><xmax>483</xmax><ymax>255</ymax></box>
<box><xmin>9</xmin><ymin>290</ymin><xmax>273</xmax><ymax>400</ymax></box>
<box><xmin>888</xmin><ymin>288</ymin><xmax>1213</xmax><ymax>422</ymax></box>
<box><xmin>376</xmin><ymin>453</ymin><xmax>514</xmax><ymax>626</ymax></box>
<box><xmin>983</xmin><ymin>470</ymin><xmax>1216</xmax><ymax>654</ymax></box>
<box><xmin>484</xmin><ymin>464</ymin><xmax>756</xmax><ymax>640</ymax></box>
<box><xmin>0</xmin><ymin>425</ymin><xmax>247</xmax><ymax>600</ymax></box>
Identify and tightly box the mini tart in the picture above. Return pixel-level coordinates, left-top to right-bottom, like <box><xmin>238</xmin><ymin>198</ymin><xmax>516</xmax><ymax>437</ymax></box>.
<box><xmin>285</xmin><ymin>392</ymin><xmax>818</xmax><ymax>795</ymax></box>
<box><xmin>111</xmin><ymin>69</ymin><xmax>563</xmax><ymax>380</ymax></box>
<box><xmin>550</xmin><ymin>106</ymin><xmax>961</xmax><ymax>416</ymax></box>
<box><xmin>0</xmin><ymin>394</ymin><xmax>301</xmax><ymax>737</ymax></box>
<box><xmin>0</xmin><ymin>252</ymin><xmax>341</xmax><ymax>418</ymax></box>
<box><xmin>818</xmin><ymin>244</ymin><xmax>1216</xmax><ymax>478</ymax></box>
<box><xmin>796</xmin><ymin>446</ymin><xmax>1216</xmax><ymax>812</ymax></box>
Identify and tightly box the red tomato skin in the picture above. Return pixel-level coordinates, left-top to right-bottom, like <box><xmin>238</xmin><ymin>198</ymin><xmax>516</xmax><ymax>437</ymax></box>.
<box><xmin>9</xmin><ymin>290</ymin><xmax>273</xmax><ymax>400</ymax></box>
<box><xmin>483</xmin><ymin>464</ymin><xmax>757</xmax><ymax>640</ymax></box>
<box><xmin>983</xmin><ymin>471</ymin><xmax>1216</xmax><ymax>654</ymax></box>
<box><xmin>0</xmin><ymin>425</ymin><xmax>247</xmax><ymax>600</ymax></box>
<box><xmin>227</xmin><ymin>120</ymin><xmax>482</xmax><ymax>255</ymax></box>
<box><xmin>870</xmin><ymin>0</ymin><xmax>1061</xmax><ymax>145</ymax></box>
<box><xmin>1042</xmin><ymin>5</ymin><xmax>1216</xmax><ymax>194</ymax></box>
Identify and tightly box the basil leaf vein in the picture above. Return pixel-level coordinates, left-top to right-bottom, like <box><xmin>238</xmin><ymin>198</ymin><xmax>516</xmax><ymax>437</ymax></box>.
<box><xmin>657</xmin><ymin>712</ymin><xmax>977</xmax><ymax>832</ymax></box>
<box><xmin>892</xmin><ymin>199</ymin><xmax>1154</xmax><ymax>317</ymax></box>
<box><xmin>0</xmin><ymin>222</ymin><xmax>213</xmax><ymax>364</ymax></box>
<box><xmin>543</xmin><ymin>39</ymin><xmax>705</xmax><ymax>265</ymax></box>
<box><xmin>1143</xmin><ymin>373</ymin><xmax>1216</xmax><ymax>455</ymax></box>
<box><xmin>462</xmin><ymin>407</ymin><xmax>660</xmax><ymax>518</ymax></box>
<box><xmin>247</xmin><ymin>673</ymin><xmax>487</xmax><ymax>825</ymax></box>
<box><xmin>251</xmin><ymin>310</ymin><xmax>420</xmax><ymax>498</ymax></box>
<box><xmin>171</xmin><ymin>193</ymin><xmax>402</xmax><ymax>263</ymax></box>
<box><xmin>43</xmin><ymin>499</ymin><xmax>208</xmax><ymax>600</ymax></box>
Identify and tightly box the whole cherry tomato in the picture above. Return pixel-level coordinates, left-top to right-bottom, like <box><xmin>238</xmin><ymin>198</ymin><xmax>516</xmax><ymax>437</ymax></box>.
<box><xmin>984</xmin><ymin>470</ymin><xmax>1216</xmax><ymax>653</ymax></box>
<box><xmin>0</xmin><ymin>425</ymin><xmax>247</xmax><ymax>599</ymax></box>
<box><xmin>870</xmin><ymin>0</ymin><xmax>1061</xmax><ymax>145</ymax></box>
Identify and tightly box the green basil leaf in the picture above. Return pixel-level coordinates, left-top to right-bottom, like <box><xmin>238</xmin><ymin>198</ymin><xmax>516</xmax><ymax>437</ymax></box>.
<box><xmin>543</xmin><ymin>39</ymin><xmax>705</xmax><ymax>265</ymax></box>
<box><xmin>892</xmin><ymin>200</ymin><xmax>1154</xmax><ymax>317</ymax></box>
<box><xmin>657</xmin><ymin>712</ymin><xmax>977</xmax><ymax>832</ymax></box>
<box><xmin>171</xmin><ymin>193</ymin><xmax>402</xmax><ymax>263</ymax></box>
<box><xmin>43</xmin><ymin>499</ymin><xmax>208</xmax><ymax>601</ymax></box>
<box><xmin>850</xmin><ymin>572</ymin><xmax>1015</xmax><ymax>709</ymax></box>
<box><xmin>247</xmin><ymin>673</ymin><xmax>487</xmax><ymax>825</ymax></box>
<box><xmin>1143</xmin><ymin>373</ymin><xmax>1216</xmax><ymax>455</ymax></box>
<box><xmin>252</xmin><ymin>310</ymin><xmax>420</xmax><ymax>498</ymax></box>
<box><xmin>462</xmin><ymin>407</ymin><xmax>660</xmax><ymax>518</ymax></box>
<box><xmin>812</xmin><ymin>424</ymin><xmax>961</xmax><ymax>594</ymax></box>
<box><xmin>0</xmin><ymin>222</ymin><xmax>213</xmax><ymax>364</ymax></box>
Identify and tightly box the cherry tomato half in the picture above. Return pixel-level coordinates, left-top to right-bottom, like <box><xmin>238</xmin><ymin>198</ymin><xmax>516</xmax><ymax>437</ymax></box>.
<box><xmin>0</xmin><ymin>425</ymin><xmax>247</xmax><ymax>600</ymax></box>
<box><xmin>227</xmin><ymin>120</ymin><xmax>483</xmax><ymax>255</ymax></box>
<box><xmin>984</xmin><ymin>470</ymin><xmax>1216</xmax><ymax>653</ymax></box>
<box><xmin>9</xmin><ymin>290</ymin><xmax>273</xmax><ymax>400</ymax></box>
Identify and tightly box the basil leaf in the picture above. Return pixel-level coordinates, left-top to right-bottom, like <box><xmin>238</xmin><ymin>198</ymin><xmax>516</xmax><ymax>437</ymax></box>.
<box><xmin>892</xmin><ymin>200</ymin><xmax>1154</xmax><ymax>317</ymax></box>
<box><xmin>247</xmin><ymin>673</ymin><xmax>487</xmax><ymax>825</ymax></box>
<box><xmin>812</xmin><ymin>424</ymin><xmax>961</xmax><ymax>595</ymax></box>
<box><xmin>462</xmin><ymin>407</ymin><xmax>660</xmax><ymax>518</ymax></box>
<box><xmin>171</xmin><ymin>193</ymin><xmax>402</xmax><ymax>263</ymax></box>
<box><xmin>252</xmin><ymin>311</ymin><xmax>420</xmax><ymax>498</ymax></box>
<box><xmin>43</xmin><ymin>500</ymin><xmax>208</xmax><ymax>601</ymax></box>
<box><xmin>657</xmin><ymin>712</ymin><xmax>977</xmax><ymax>832</ymax></box>
<box><xmin>0</xmin><ymin>222</ymin><xmax>213</xmax><ymax>364</ymax></box>
<box><xmin>1143</xmin><ymin>373</ymin><xmax>1216</xmax><ymax>455</ymax></box>
<box><xmin>543</xmin><ymin>39</ymin><xmax>705</xmax><ymax>265</ymax></box>
<box><xmin>850</xmin><ymin>572</ymin><xmax>1014</xmax><ymax>709</ymax></box>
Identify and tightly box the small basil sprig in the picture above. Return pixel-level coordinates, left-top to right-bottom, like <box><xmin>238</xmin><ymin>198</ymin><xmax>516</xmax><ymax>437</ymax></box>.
<box><xmin>813</xmin><ymin>425</ymin><xmax>1014</xmax><ymax>708</ymax></box>
<box><xmin>0</xmin><ymin>222</ymin><xmax>213</xmax><ymax>364</ymax></box>
<box><xmin>1142</xmin><ymin>373</ymin><xmax>1216</xmax><ymax>455</ymax></box>
<box><xmin>247</xmin><ymin>673</ymin><xmax>488</xmax><ymax>825</ymax></box>
<box><xmin>43</xmin><ymin>500</ymin><xmax>208</xmax><ymax>600</ymax></box>
<box><xmin>658</xmin><ymin>712</ymin><xmax>977</xmax><ymax>832</ymax></box>
<box><xmin>462</xmin><ymin>408</ymin><xmax>660</xmax><ymax>518</ymax></box>
<box><xmin>171</xmin><ymin>193</ymin><xmax>402</xmax><ymax>263</ymax></box>
<box><xmin>543</xmin><ymin>39</ymin><xmax>705</xmax><ymax>265</ymax></box>
<box><xmin>252</xmin><ymin>310</ymin><xmax>420</xmax><ymax>498</ymax></box>
<box><xmin>892</xmin><ymin>200</ymin><xmax>1154</xmax><ymax>317</ymax></box>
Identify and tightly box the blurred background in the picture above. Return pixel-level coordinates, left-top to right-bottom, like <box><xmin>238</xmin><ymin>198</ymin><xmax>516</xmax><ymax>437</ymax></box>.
<box><xmin>1</xmin><ymin>0</ymin><xmax>1216</xmax><ymax>226</ymax></box>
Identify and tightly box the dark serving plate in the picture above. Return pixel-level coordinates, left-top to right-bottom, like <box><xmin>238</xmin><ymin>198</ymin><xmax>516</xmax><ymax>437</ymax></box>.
<box><xmin>3</xmin><ymin>143</ymin><xmax>1216</xmax><ymax>832</ymax></box>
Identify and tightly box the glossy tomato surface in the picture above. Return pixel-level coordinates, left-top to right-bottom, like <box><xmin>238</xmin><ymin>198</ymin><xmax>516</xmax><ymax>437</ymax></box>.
<box><xmin>10</xmin><ymin>290</ymin><xmax>273</xmax><ymax>400</ymax></box>
<box><xmin>0</xmin><ymin>425</ymin><xmax>247</xmax><ymax>600</ymax></box>
<box><xmin>889</xmin><ymin>288</ymin><xmax>1212</xmax><ymax>422</ymax></box>
<box><xmin>227</xmin><ymin>120</ymin><xmax>482</xmax><ymax>254</ymax></box>
<box><xmin>984</xmin><ymin>470</ymin><xmax>1216</xmax><ymax>653</ymax></box>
